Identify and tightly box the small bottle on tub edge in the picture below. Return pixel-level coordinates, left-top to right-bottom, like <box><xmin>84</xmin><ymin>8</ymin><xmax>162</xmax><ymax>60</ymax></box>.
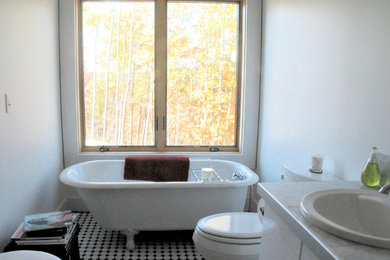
<box><xmin>361</xmin><ymin>147</ymin><xmax>381</xmax><ymax>187</ymax></box>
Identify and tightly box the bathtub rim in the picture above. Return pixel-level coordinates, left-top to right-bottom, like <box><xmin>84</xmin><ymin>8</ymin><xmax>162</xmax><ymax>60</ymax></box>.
<box><xmin>60</xmin><ymin>159</ymin><xmax>259</xmax><ymax>189</ymax></box>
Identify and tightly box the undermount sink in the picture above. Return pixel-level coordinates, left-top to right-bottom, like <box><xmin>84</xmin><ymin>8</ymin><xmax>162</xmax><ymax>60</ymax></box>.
<box><xmin>300</xmin><ymin>189</ymin><xmax>390</xmax><ymax>249</ymax></box>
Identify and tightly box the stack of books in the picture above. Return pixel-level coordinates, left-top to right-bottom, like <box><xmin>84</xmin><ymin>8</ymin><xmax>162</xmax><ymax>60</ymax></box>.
<box><xmin>11</xmin><ymin>210</ymin><xmax>79</xmax><ymax>245</ymax></box>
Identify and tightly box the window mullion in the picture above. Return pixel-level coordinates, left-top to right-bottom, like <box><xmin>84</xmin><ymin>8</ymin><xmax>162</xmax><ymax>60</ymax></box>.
<box><xmin>155</xmin><ymin>0</ymin><xmax>168</xmax><ymax>151</ymax></box>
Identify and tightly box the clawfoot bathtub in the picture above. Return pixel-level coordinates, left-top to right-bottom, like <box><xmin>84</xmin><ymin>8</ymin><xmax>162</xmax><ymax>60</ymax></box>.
<box><xmin>60</xmin><ymin>159</ymin><xmax>259</xmax><ymax>250</ymax></box>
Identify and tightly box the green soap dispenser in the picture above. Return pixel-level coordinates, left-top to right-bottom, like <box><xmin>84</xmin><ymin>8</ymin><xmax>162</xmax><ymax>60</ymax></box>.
<box><xmin>361</xmin><ymin>147</ymin><xmax>381</xmax><ymax>187</ymax></box>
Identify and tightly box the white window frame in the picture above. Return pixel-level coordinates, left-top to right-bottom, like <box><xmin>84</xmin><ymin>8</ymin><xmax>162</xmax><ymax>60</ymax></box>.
<box><xmin>59</xmin><ymin>0</ymin><xmax>262</xmax><ymax>168</ymax></box>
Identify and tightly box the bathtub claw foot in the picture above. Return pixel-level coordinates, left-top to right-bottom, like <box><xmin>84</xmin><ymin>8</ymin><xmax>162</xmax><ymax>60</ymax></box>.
<box><xmin>121</xmin><ymin>229</ymin><xmax>139</xmax><ymax>251</ymax></box>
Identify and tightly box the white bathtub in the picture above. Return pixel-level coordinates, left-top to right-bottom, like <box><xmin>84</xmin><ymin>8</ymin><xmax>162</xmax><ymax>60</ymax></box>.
<box><xmin>60</xmin><ymin>159</ymin><xmax>258</xmax><ymax>249</ymax></box>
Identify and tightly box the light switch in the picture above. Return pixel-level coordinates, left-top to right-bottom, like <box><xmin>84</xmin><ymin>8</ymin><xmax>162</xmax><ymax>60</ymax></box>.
<box><xmin>5</xmin><ymin>94</ymin><xmax>11</xmax><ymax>113</ymax></box>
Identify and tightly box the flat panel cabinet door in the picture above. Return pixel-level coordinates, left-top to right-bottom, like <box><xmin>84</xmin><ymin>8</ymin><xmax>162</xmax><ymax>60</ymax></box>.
<box><xmin>258</xmin><ymin>202</ymin><xmax>301</xmax><ymax>260</ymax></box>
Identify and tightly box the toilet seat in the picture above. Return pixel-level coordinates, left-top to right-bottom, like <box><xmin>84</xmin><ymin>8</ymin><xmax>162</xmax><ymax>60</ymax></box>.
<box><xmin>196</xmin><ymin>212</ymin><xmax>275</xmax><ymax>244</ymax></box>
<box><xmin>193</xmin><ymin>212</ymin><xmax>276</xmax><ymax>260</ymax></box>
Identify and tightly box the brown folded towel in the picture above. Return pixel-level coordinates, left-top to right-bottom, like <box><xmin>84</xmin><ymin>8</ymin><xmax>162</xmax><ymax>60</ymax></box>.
<box><xmin>124</xmin><ymin>156</ymin><xmax>190</xmax><ymax>182</ymax></box>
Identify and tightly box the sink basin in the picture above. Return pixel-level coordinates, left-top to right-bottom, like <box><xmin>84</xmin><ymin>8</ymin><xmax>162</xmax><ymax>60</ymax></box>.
<box><xmin>300</xmin><ymin>189</ymin><xmax>390</xmax><ymax>249</ymax></box>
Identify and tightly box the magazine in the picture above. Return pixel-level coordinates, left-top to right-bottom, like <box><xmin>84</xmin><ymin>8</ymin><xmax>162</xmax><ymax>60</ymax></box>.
<box><xmin>10</xmin><ymin>223</ymin><xmax>24</xmax><ymax>240</ymax></box>
<box><xmin>24</xmin><ymin>227</ymin><xmax>68</xmax><ymax>238</ymax></box>
<box><xmin>10</xmin><ymin>212</ymin><xmax>79</xmax><ymax>245</ymax></box>
<box><xmin>15</xmin><ymin>223</ymin><xmax>77</xmax><ymax>245</ymax></box>
<box><xmin>23</xmin><ymin>210</ymin><xmax>73</xmax><ymax>232</ymax></box>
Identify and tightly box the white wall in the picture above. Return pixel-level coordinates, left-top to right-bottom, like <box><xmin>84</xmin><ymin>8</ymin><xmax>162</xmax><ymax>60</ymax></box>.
<box><xmin>0</xmin><ymin>0</ymin><xmax>63</xmax><ymax>250</ymax></box>
<box><xmin>258</xmin><ymin>0</ymin><xmax>390</xmax><ymax>182</ymax></box>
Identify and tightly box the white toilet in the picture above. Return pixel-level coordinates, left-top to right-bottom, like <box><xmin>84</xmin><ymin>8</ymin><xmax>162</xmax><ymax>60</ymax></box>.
<box><xmin>192</xmin><ymin>212</ymin><xmax>275</xmax><ymax>260</ymax></box>
<box><xmin>0</xmin><ymin>250</ymin><xmax>61</xmax><ymax>260</ymax></box>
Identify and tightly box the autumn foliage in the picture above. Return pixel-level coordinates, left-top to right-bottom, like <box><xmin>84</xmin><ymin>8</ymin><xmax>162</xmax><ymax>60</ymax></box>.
<box><xmin>81</xmin><ymin>1</ymin><xmax>239</xmax><ymax>147</ymax></box>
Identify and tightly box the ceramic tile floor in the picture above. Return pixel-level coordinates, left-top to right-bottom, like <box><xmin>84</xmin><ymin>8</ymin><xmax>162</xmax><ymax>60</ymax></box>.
<box><xmin>77</xmin><ymin>212</ymin><xmax>205</xmax><ymax>260</ymax></box>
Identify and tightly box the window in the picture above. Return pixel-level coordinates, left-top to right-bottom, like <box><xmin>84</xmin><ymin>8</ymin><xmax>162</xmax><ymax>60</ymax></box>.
<box><xmin>78</xmin><ymin>0</ymin><xmax>242</xmax><ymax>152</ymax></box>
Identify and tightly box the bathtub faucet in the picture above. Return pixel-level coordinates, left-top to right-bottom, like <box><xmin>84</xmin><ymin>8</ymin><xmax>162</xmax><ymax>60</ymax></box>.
<box><xmin>232</xmin><ymin>171</ymin><xmax>244</xmax><ymax>181</ymax></box>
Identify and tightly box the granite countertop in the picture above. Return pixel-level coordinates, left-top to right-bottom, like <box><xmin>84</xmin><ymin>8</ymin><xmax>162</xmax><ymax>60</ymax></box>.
<box><xmin>257</xmin><ymin>181</ymin><xmax>390</xmax><ymax>260</ymax></box>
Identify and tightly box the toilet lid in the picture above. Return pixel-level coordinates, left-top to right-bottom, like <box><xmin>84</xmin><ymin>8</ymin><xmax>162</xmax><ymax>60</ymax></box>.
<box><xmin>197</xmin><ymin>212</ymin><xmax>274</xmax><ymax>239</ymax></box>
<box><xmin>195</xmin><ymin>226</ymin><xmax>262</xmax><ymax>244</ymax></box>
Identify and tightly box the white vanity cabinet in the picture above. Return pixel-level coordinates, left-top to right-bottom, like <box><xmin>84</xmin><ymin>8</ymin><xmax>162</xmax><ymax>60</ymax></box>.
<box><xmin>257</xmin><ymin>181</ymin><xmax>390</xmax><ymax>260</ymax></box>
<box><xmin>258</xmin><ymin>201</ymin><xmax>319</xmax><ymax>260</ymax></box>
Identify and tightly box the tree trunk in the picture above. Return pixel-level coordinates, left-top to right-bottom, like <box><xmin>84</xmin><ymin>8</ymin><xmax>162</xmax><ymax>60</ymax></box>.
<box><xmin>175</xmin><ymin>102</ymin><xmax>180</xmax><ymax>144</ymax></box>
<box><xmin>136</xmin><ymin>107</ymin><xmax>142</xmax><ymax>145</ymax></box>
<box><xmin>129</xmin><ymin>68</ymin><xmax>136</xmax><ymax>144</ymax></box>
<box><xmin>189</xmin><ymin>71</ymin><xmax>194</xmax><ymax>145</ymax></box>
<box><xmin>216</xmin><ymin>21</ymin><xmax>226</xmax><ymax>145</ymax></box>
<box><xmin>202</xmin><ymin>40</ymin><xmax>209</xmax><ymax>145</ymax></box>
<box><xmin>102</xmin><ymin>10</ymin><xmax>115</xmax><ymax>143</ymax></box>
<box><xmin>114</xmin><ymin>8</ymin><xmax>122</xmax><ymax>144</ymax></box>
<box><xmin>91</xmin><ymin>18</ymin><xmax>99</xmax><ymax>142</ymax></box>
<box><xmin>119</xmin><ymin>4</ymin><xmax>135</xmax><ymax>143</ymax></box>
<box><xmin>225</xmin><ymin>94</ymin><xmax>233</xmax><ymax>132</ymax></box>
<box><xmin>117</xmin><ymin>10</ymin><xmax>127</xmax><ymax>144</ymax></box>
<box><xmin>143</xmin><ymin>65</ymin><xmax>153</xmax><ymax>145</ymax></box>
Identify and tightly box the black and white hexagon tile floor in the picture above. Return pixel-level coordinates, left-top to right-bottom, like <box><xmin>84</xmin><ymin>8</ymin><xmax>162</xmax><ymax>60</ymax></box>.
<box><xmin>77</xmin><ymin>212</ymin><xmax>205</xmax><ymax>260</ymax></box>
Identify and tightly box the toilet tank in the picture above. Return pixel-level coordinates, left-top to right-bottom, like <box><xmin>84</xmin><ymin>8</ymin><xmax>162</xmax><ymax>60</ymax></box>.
<box><xmin>282</xmin><ymin>163</ymin><xmax>341</xmax><ymax>182</ymax></box>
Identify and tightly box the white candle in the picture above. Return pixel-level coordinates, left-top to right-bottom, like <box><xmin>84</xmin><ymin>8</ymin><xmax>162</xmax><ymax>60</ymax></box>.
<box><xmin>311</xmin><ymin>155</ymin><xmax>323</xmax><ymax>172</ymax></box>
<box><xmin>201</xmin><ymin>168</ymin><xmax>214</xmax><ymax>179</ymax></box>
